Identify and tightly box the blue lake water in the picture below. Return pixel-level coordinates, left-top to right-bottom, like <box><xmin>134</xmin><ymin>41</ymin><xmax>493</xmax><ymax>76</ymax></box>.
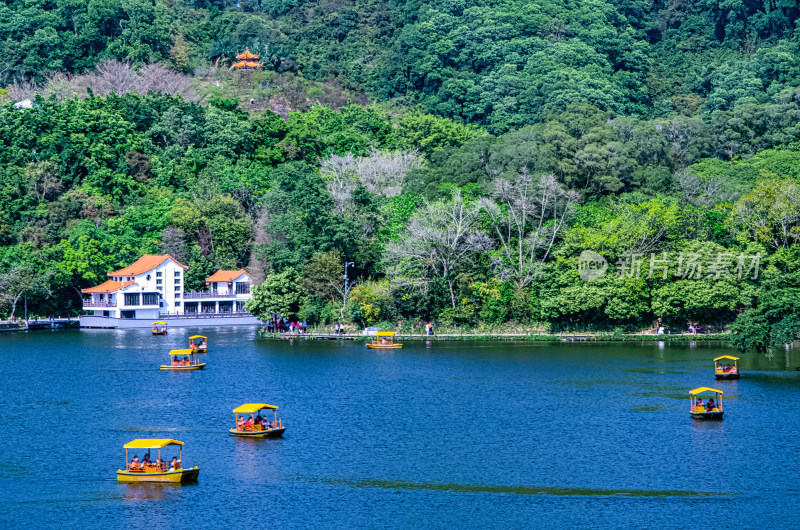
<box><xmin>1</xmin><ymin>329</ymin><xmax>800</xmax><ymax>528</ymax></box>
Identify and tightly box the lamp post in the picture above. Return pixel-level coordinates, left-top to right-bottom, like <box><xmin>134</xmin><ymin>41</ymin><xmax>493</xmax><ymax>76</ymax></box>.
<box><xmin>341</xmin><ymin>261</ymin><xmax>354</xmax><ymax>320</ymax></box>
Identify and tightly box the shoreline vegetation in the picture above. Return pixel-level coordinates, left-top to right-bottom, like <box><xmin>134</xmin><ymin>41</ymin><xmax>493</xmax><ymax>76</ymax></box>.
<box><xmin>4</xmin><ymin>2</ymin><xmax>800</xmax><ymax>354</ymax></box>
<box><xmin>259</xmin><ymin>331</ymin><xmax>731</xmax><ymax>343</ymax></box>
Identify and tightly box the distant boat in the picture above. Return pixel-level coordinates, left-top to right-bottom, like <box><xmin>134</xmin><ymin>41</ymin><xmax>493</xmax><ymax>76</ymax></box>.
<box><xmin>160</xmin><ymin>348</ymin><xmax>206</xmax><ymax>370</ymax></box>
<box><xmin>189</xmin><ymin>335</ymin><xmax>208</xmax><ymax>353</ymax></box>
<box><xmin>714</xmin><ymin>355</ymin><xmax>740</xmax><ymax>380</ymax></box>
<box><xmin>229</xmin><ymin>403</ymin><xmax>286</xmax><ymax>438</ymax></box>
<box><xmin>367</xmin><ymin>331</ymin><xmax>402</xmax><ymax>349</ymax></box>
<box><xmin>151</xmin><ymin>321</ymin><xmax>167</xmax><ymax>335</ymax></box>
<box><xmin>117</xmin><ymin>439</ymin><xmax>199</xmax><ymax>483</ymax></box>
<box><xmin>689</xmin><ymin>387</ymin><xmax>724</xmax><ymax>420</ymax></box>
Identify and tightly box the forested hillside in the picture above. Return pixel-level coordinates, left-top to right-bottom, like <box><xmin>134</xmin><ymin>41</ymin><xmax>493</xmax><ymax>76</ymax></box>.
<box><xmin>2</xmin><ymin>0</ymin><xmax>800</xmax><ymax>351</ymax></box>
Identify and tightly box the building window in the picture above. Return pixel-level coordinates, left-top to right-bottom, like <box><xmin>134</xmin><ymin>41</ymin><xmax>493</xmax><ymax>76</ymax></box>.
<box><xmin>123</xmin><ymin>293</ymin><xmax>140</xmax><ymax>306</ymax></box>
<box><xmin>156</xmin><ymin>279</ymin><xmax>162</xmax><ymax>285</ymax></box>
<box><xmin>235</xmin><ymin>283</ymin><xmax>250</xmax><ymax>294</ymax></box>
<box><xmin>156</xmin><ymin>271</ymin><xmax>162</xmax><ymax>278</ymax></box>
<box><xmin>175</xmin><ymin>292</ymin><xmax>181</xmax><ymax>299</ymax></box>
<box><xmin>174</xmin><ymin>271</ymin><xmax>181</xmax><ymax>277</ymax></box>
<box><xmin>175</xmin><ymin>301</ymin><xmax>181</xmax><ymax>307</ymax></box>
<box><xmin>121</xmin><ymin>310</ymin><xmax>136</xmax><ymax>319</ymax></box>
<box><xmin>142</xmin><ymin>293</ymin><xmax>159</xmax><ymax>306</ymax></box>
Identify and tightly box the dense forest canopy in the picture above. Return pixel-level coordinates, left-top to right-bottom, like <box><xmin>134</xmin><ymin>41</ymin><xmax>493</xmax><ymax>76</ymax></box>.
<box><xmin>2</xmin><ymin>0</ymin><xmax>800</xmax><ymax>352</ymax></box>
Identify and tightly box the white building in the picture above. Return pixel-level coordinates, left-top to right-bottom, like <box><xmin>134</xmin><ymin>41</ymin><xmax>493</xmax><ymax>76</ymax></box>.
<box><xmin>178</xmin><ymin>269</ymin><xmax>253</xmax><ymax>316</ymax></box>
<box><xmin>81</xmin><ymin>255</ymin><xmax>254</xmax><ymax>323</ymax></box>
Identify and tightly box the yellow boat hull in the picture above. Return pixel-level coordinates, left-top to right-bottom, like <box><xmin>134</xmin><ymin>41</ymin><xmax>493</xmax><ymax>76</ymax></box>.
<box><xmin>229</xmin><ymin>427</ymin><xmax>286</xmax><ymax>438</ymax></box>
<box><xmin>117</xmin><ymin>467</ymin><xmax>200</xmax><ymax>483</ymax></box>
<box><xmin>190</xmin><ymin>348</ymin><xmax>207</xmax><ymax>353</ymax></box>
<box><xmin>160</xmin><ymin>363</ymin><xmax>207</xmax><ymax>370</ymax></box>
<box><xmin>366</xmin><ymin>344</ymin><xmax>402</xmax><ymax>349</ymax></box>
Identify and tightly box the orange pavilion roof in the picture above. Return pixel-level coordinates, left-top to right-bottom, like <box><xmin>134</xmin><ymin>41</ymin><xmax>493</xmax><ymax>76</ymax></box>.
<box><xmin>236</xmin><ymin>47</ymin><xmax>260</xmax><ymax>60</ymax></box>
<box><xmin>206</xmin><ymin>269</ymin><xmax>252</xmax><ymax>283</ymax></box>
<box><xmin>108</xmin><ymin>254</ymin><xmax>188</xmax><ymax>277</ymax></box>
<box><xmin>82</xmin><ymin>280</ymin><xmax>136</xmax><ymax>294</ymax></box>
<box><xmin>232</xmin><ymin>60</ymin><xmax>262</xmax><ymax>69</ymax></box>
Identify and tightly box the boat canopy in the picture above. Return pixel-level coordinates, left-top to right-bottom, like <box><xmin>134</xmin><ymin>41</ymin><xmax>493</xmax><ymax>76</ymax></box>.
<box><xmin>169</xmin><ymin>348</ymin><xmax>195</xmax><ymax>356</ymax></box>
<box><xmin>152</xmin><ymin>321</ymin><xmax>167</xmax><ymax>325</ymax></box>
<box><xmin>689</xmin><ymin>387</ymin><xmax>723</xmax><ymax>395</ymax></box>
<box><xmin>713</xmin><ymin>355</ymin><xmax>739</xmax><ymax>361</ymax></box>
<box><xmin>124</xmin><ymin>439</ymin><xmax>184</xmax><ymax>449</ymax></box>
<box><xmin>189</xmin><ymin>335</ymin><xmax>207</xmax><ymax>340</ymax></box>
<box><xmin>233</xmin><ymin>403</ymin><xmax>278</xmax><ymax>413</ymax></box>
<box><xmin>376</xmin><ymin>331</ymin><xmax>395</xmax><ymax>337</ymax></box>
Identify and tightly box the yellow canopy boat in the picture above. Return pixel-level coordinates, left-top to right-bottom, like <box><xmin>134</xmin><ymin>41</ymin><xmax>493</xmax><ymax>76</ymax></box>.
<box><xmin>151</xmin><ymin>321</ymin><xmax>167</xmax><ymax>335</ymax></box>
<box><xmin>366</xmin><ymin>331</ymin><xmax>402</xmax><ymax>349</ymax></box>
<box><xmin>689</xmin><ymin>387</ymin><xmax>724</xmax><ymax>420</ymax></box>
<box><xmin>714</xmin><ymin>355</ymin><xmax>740</xmax><ymax>380</ymax></box>
<box><xmin>160</xmin><ymin>348</ymin><xmax>206</xmax><ymax>370</ymax></box>
<box><xmin>117</xmin><ymin>439</ymin><xmax>199</xmax><ymax>483</ymax></box>
<box><xmin>229</xmin><ymin>403</ymin><xmax>285</xmax><ymax>438</ymax></box>
<box><xmin>189</xmin><ymin>335</ymin><xmax>208</xmax><ymax>353</ymax></box>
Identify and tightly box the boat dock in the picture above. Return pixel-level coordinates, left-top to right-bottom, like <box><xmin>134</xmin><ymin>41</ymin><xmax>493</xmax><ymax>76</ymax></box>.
<box><xmin>0</xmin><ymin>318</ymin><xmax>79</xmax><ymax>332</ymax></box>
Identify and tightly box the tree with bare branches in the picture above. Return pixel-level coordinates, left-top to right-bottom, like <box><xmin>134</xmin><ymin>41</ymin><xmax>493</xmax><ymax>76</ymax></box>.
<box><xmin>479</xmin><ymin>172</ymin><xmax>580</xmax><ymax>288</ymax></box>
<box><xmin>319</xmin><ymin>153</ymin><xmax>358</xmax><ymax>214</ymax></box>
<box><xmin>355</xmin><ymin>148</ymin><xmax>422</xmax><ymax>196</ymax></box>
<box><xmin>386</xmin><ymin>190</ymin><xmax>492</xmax><ymax>308</ymax></box>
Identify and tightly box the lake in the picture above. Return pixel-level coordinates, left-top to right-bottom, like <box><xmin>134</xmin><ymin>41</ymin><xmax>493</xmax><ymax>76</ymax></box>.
<box><xmin>1</xmin><ymin>329</ymin><xmax>799</xmax><ymax>528</ymax></box>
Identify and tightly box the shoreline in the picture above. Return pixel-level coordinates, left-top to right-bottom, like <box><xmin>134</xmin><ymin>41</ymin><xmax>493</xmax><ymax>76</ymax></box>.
<box><xmin>259</xmin><ymin>332</ymin><xmax>732</xmax><ymax>342</ymax></box>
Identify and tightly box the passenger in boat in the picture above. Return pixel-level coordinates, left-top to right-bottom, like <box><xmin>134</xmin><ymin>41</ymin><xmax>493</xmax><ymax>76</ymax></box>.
<box><xmin>182</xmin><ymin>356</ymin><xmax>190</xmax><ymax>365</ymax></box>
<box><xmin>237</xmin><ymin>416</ymin><xmax>245</xmax><ymax>430</ymax></box>
<box><xmin>246</xmin><ymin>415</ymin><xmax>255</xmax><ymax>429</ymax></box>
<box><xmin>142</xmin><ymin>454</ymin><xmax>152</xmax><ymax>468</ymax></box>
<box><xmin>155</xmin><ymin>458</ymin><xmax>163</xmax><ymax>472</ymax></box>
<box><xmin>695</xmin><ymin>399</ymin><xmax>704</xmax><ymax>411</ymax></box>
<box><xmin>130</xmin><ymin>455</ymin><xmax>141</xmax><ymax>470</ymax></box>
<box><xmin>169</xmin><ymin>457</ymin><xmax>180</xmax><ymax>471</ymax></box>
<box><xmin>381</xmin><ymin>337</ymin><xmax>388</xmax><ymax>345</ymax></box>
<box><xmin>260</xmin><ymin>417</ymin><xmax>269</xmax><ymax>430</ymax></box>
<box><xmin>172</xmin><ymin>357</ymin><xmax>180</xmax><ymax>366</ymax></box>
<box><xmin>706</xmin><ymin>398</ymin><xmax>716</xmax><ymax>410</ymax></box>
<box><xmin>255</xmin><ymin>413</ymin><xmax>263</xmax><ymax>425</ymax></box>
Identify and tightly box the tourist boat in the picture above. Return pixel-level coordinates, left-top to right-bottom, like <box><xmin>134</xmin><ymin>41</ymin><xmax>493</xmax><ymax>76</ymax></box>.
<box><xmin>689</xmin><ymin>387</ymin><xmax>724</xmax><ymax>420</ymax></box>
<box><xmin>229</xmin><ymin>403</ymin><xmax>286</xmax><ymax>438</ymax></box>
<box><xmin>366</xmin><ymin>331</ymin><xmax>402</xmax><ymax>349</ymax></box>
<box><xmin>151</xmin><ymin>321</ymin><xmax>168</xmax><ymax>335</ymax></box>
<box><xmin>160</xmin><ymin>348</ymin><xmax>206</xmax><ymax>370</ymax></box>
<box><xmin>714</xmin><ymin>355</ymin><xmax>740</xmax><ymax>380</ymax></box>
<box><xmin>189</xmin><ymin>335</ymin><xmax>208</xmax><ymax>353</ymax></box>
<box><xmin>117</xmin><ymin>439</ymin><xmax>200</xmax><ymax>483</ymax></box>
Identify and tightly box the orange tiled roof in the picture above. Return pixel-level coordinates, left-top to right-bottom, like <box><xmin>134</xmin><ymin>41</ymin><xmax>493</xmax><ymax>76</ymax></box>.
<box><xmin>205</xmin><ymin>269</ymin><xmax>252</xmax><ymax>283</ymax></box>
<box><xmin>236</xmin><ymin>47</ymin><xmax>260</xmax><ymax>60</ymax></box>
<box><xmin>231</xmin><ymin>60</ymin><xmax>262</xmax><ymax>69</ymax></box>
<box><xmin>81</xmin><ymin>280</ymin><xmax>135</xmax><ymax>294</ymax></box>
<box><xmin>108</xmin><ymin>254</ymin><xmax>188</xmax><ymax>277</ymax></box>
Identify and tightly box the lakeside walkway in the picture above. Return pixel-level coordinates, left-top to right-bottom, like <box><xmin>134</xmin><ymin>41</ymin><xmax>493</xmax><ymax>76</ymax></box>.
<box><xmin>262</xmin><ymin>332</ymin><xmax>730</xmax><ymax>342</ymax></box>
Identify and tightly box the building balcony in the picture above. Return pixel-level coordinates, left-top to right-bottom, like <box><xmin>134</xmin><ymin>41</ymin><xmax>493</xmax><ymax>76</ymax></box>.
<box><xmin>183</xmin><ymin>291</ymin><xmax>236</xmax><ymax>300</ymax></box>
<box><xmin>159</xmin><ymin>311</ymin><xmax>254</xmax><ymax>319</ymax></box>
<box><xmin>83</xmin><ymin>301</ymin><xmax>117</xmax><ymax>308</ymax></box>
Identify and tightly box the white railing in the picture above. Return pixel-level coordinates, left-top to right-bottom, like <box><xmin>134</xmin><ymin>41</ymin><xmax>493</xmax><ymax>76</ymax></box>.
<box><xmin>159</xmin><ymin>311</ymin><xmax>254</xmax><ymax>319</ymax></box>
<box><xmin>183</xmin><ymin>292</ymin><xmax>236</xmax><ymax>300</ymax></box>
<box><xmin>83</xmin><ymin>301</ymin><xmax>116</xmax><ymax>308</ymax></box>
